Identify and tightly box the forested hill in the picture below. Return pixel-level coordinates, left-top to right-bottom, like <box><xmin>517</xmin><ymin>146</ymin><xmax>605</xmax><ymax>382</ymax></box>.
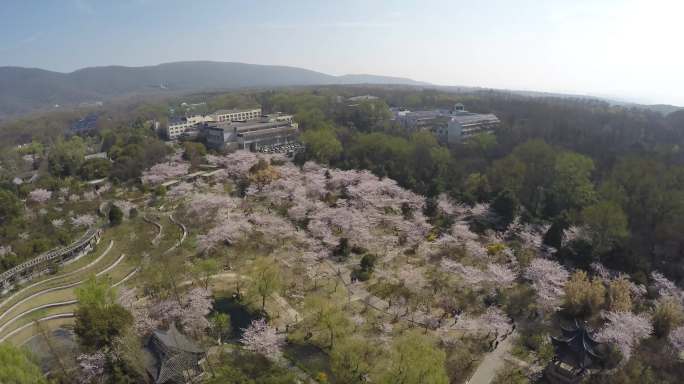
<box><xmin>0</xmin><ymin>61</ymin><xmax>426</xmax><ymax>119</ymax></box>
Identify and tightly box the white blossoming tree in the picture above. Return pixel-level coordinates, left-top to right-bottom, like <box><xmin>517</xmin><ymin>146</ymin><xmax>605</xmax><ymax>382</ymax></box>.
<box><xmin>240</xmin><ymin>318</ymin><xmax>283</xmax><ymax>360</ymax></box>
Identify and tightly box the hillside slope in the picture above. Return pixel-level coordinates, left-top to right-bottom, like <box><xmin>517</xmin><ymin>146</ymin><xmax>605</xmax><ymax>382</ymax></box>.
<box><xmin>0</xmin><ymin>61</ymin><xmax>425</xmax><ymax>118</ymax></box>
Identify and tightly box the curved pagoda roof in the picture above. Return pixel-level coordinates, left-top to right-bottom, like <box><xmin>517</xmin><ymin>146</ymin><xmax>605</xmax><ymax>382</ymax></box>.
<box><xmin>551</xmin><ymin>319</ymin><xmax>604</xmax><ymax>371</ymax></box>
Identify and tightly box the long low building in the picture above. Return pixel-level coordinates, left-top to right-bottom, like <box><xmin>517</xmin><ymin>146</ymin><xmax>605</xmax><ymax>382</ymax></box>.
<box><xmin>205</xmin><ymin>114</ymin><xmax>299</xmax><ymax>150</ymax></box>
<box><xmin>393</xmin><ymin>103</ymin><xmax>500</xmax><ymax>143</ymax></box>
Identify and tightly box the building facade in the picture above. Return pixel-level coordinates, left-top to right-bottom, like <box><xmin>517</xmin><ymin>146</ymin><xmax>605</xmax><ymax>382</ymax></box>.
<box><xmin>165</xmin><ymin>108</ymin><xmax>263</xmax><ymax>140</ymax></box>
<box><xmin>204</xmin><ymin>113</ymin><xmax>298</xmax><ymax>151</ymax></box>
<box><xmin>393</xmin><ymin>104</ymin><xmax>500</xmax><ymax>143</ymax></box>
<box><xmin>211</xmin><ymin>108</ymin><xmax>262</xmax><ymax>123</ymax></box>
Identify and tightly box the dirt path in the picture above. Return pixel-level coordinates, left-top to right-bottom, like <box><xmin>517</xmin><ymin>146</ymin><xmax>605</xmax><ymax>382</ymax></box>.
<box><xmin>466</xmin><ymin>331</ymin><xmax>518</xmax><ymax>384</ymax></box>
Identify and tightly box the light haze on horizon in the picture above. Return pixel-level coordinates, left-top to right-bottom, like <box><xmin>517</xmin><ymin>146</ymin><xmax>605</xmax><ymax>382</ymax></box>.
<box><xmin>1</xmin><ymin>0</ymin><xmax>683</xmax><ymax>105</ymax></box>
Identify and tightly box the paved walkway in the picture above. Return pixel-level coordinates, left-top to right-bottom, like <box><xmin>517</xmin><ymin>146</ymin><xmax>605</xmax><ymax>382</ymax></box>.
<box><xmin>466</xmin><ymin>331</ymin><xmax>518</xmax><ymax>384</ymax></box>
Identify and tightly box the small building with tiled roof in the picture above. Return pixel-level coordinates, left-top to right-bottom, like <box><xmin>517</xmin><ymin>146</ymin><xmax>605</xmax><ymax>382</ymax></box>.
<box><xmin>546</xmin><ymin>320</ymin><xmax>605</xmax><ymax>384</ymax></box>
<box><xmin>143</xmin><ymin>325</ymin><xmax>206</xmax><ymax>384</ymax></box>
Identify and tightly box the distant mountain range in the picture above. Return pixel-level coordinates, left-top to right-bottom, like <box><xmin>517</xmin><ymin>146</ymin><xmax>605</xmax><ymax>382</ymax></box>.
<box><xmin>0</xmin><ymin>61</ymin><xmax>428</xmax><ymax>119</ymax></box>
<box><xmin>0</xmin><ymin>60</ymin><xmax>680</xmax><ymax>120</ymax></box>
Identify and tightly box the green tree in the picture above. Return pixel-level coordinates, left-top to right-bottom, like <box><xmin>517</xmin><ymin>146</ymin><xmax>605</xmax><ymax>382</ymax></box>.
<box><xmin>462</xmin><ymin>172</ymin><xmax>490</xmax><ymax>204</ymax></box>
<box><xmin>48</xmin><ymin>136</ymin><xmax>86</xmax><ymax>177</ymax></box>
<box><xmin>210</xmin><ymin>313</ymin><xmax>232</xmax><ymax>344</ymax></box>
<box><xmin>581</xmin><ymin>201</ymin><xmax>629</xmax><ymax>255</ymax></box>
<box><xmin>249</xmin><ymin>257</ymin><xmax>281</xmax><ymax>311</ymax></box>
<box><xmin>511</xmin><ymin>139</ymin><xmax>557</xmax><ymax>214</ymax></box>
<box><xmin>0</xmin><ymin>189</ymin><xmax>22</xmax><ymax>224</ymax></box>
<box><xmin>378</xmin><ymin>329</ymin><xmax>449</xmax><ymax>384</ymax></box>
<box><xmin>302</xmin><ymin>293</ymin><xmax>350</xmax><ymax>349</ymax></box>
<box><xmin>543</xmin><ymin>213</ymin><xmax>570</xmax><ymax>249</ymax></box>
<box><xmin>652</xmin><ymin>297</ymin><xmax>684</xmax><ymax>338</ymax></box>
<box><xmin>74</xmin><ymin>276</ymin><xmax>132</xmax><ymax>350</ymax></box>
<box><xmin>109</xmin><ymin>204</ymin><xmax>123</xmax><ymax>225</ymax></box>
<box><xmin>182</xmin><ymin>141</ymin><xmax>207</xmax><ymax>167</ymax></box>
<box><xmin>488</xmin><ymin>155</ymin><xmax>527</xmax><ymax>196</ymax></box>
<box><xmin>193</xmin><ymin>258</ymin><xmax>219</xmax><ymax>289</ymax></box>
<box><xmin>333</xmin><ymin>238</ymin><xmax>351</xmax><ymax>260</ymax></box>
<box><xmin>301</xmin><ymin>127</ymin><xmax>342</xmax><ymax>164</ymax></box>
<box><xmin>563</xmin><ymin>270</ymin><xmax>605</xmax><ymax>318</ymax></box>
<box><xmin>331</xmin><ymin>337</ymin><xmax>380</xmax><ymax>384</ymax></box>
<box><xmin>204</xmin><ymin>349</ymin><xmax>297</xmax><ymax>384</ymax></box>
<box><xmin>549</xmin><ymin>152</ymin><xmax>596</xmax><ymax>214</ymax></box>
<box><xmin>78</xmin><ymin>158</ymin><xmax>112</xmax><ymax>180</ymax></box>
<box><xmin>0</xmin><ymin>343</ymin><xmax>47</xmax><ymax>384</ymax></box>
<box><xmin>492</xmin><ymin>188</ymin><xmax>519</xmax><ymax>227</ymax></box>
<box><xmin>606</xmin><ymin>277</ymin><xmax>632</xmax><ymax>312</ymax></box>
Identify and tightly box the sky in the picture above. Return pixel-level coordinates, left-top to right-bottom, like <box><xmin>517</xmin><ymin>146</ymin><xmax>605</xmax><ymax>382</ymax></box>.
<box><xmin>1</xmin><ymin>0</ymin><xmax>683</xmax><ymax>105</ymax></box>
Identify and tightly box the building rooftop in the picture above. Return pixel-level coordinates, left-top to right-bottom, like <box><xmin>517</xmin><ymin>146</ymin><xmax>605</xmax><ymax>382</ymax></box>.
<box><xmin>144</xmin><ymin>325</ymin><xmax>205</xmax><ymax>384</ymax></box>
<box><xmin>450</xmin><ymin>112</ymin><xmax>500</xmax><ymax>125</ymax></box>
<box><xmin>348</xmin><ymin>95</ymin><xmax>379</xmax><ymax>101</ymax></box>
<box><xmin>213</xmin><ymin>107</ymin><xmax>261</xmax><ymax>115</ymax></box>
<box><xmin>551</xmin><ymin>320</ymin><xmax>604</xmax><ymax>372</ymax></box>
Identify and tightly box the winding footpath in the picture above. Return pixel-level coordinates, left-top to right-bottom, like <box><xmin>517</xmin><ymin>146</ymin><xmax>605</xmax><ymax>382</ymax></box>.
<box><xmin>0</xmin><ymin>240</ymin><xmax>114</xmax><ymax>312</ymax></box>
<box><xmin>0</xmin><ymin>267</ymin><xmax>139</xmax><ymax>344</ymax></box>
<box><xmin>466</xmin><ymin>331</ymin><xmax>518</xmax><ymax>384</ymax></box>
<box><xmin>0</xmin><ymin>252</ymin><xmax>128</xmax><ymax>343</ymax></box>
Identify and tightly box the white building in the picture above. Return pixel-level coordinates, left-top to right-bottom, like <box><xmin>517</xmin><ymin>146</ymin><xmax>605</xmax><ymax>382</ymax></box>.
<box><xmin>165</xmin><ymin>108</ymin><xmax>262</xmax><ymax>140</ymax></box>
<box><xmin>166</xmin><ymin>115</ymin><xmax>214</xmax><ymax>140</ymax></box>
<box><xmin>211</xmin><ymin>108</ymin><xmax>262</xmax><ymax>123</ymax></box>
<box><xmin>393</xmin><ymin>104</ymin><xmax>500</xmax><ymax>144</ymax></box>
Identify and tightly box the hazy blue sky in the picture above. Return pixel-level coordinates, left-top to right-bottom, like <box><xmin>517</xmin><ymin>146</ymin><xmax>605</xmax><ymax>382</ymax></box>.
<box><xmin>1</xmin><ymin>0</ymin><xmax>683</xmax><ymax>105</ymax></box>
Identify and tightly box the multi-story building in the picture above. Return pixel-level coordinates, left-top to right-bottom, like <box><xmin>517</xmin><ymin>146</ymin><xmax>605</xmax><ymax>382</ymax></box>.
<box><xmin>393</xmin><ymin>104</ymin><xmax>500</xmax><ymax>143</ymax></box>
<box><xmin>211</xmin><ymin>108</ymin><xmax>262</xmax><ymax>123</ymax></box>
<box><xmin>204</xmin><ymin>113</ymin><xmax>298</xmax><ymax>151</ymax></box>
<box><xmin>165</xmin><ymin>108</ymin><xmax>262</xmax><ymax>140</ymax></box>
<box><xmin>166</xmin><ymin>115</ymin><xmax>213</xmax><ymax>140</ymax></box>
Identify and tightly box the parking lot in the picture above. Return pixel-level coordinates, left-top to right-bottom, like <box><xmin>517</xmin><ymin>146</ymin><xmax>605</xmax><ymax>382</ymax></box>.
<box><xmin>257</xmin><ymin>142</ymin><xmax>303</xmax><ymax>155</ymax></box>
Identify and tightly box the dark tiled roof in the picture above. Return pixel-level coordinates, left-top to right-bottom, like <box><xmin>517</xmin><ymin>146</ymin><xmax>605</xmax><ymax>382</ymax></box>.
<box><xmin>145</xmin><ymin>325</ymin><xmax>205</xmax><ymax>384</ymax></box>
<box><xmin>551</xmin><ymin>320</ymin><xmax>604</xmax><ymax>371</ymax></box>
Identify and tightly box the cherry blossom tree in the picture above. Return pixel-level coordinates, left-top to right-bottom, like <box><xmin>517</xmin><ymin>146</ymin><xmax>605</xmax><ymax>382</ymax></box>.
<box><xmin>651</xmin><ymin>271</ymin><xmax>683</xmax><ymax>300</ymax></box>
<box><xmin>71</xmin><ymin>214</ymin><xmax>97</xmax><ymax>228</ymax></box>
<box><xmin>82</xmin><ymin>191</ymin><xmax>97</xmax><ymax>201</ymax></box>
<box><xmin>181</xmin><ymin>287</ymin><xmax>213</xmax><ymax>337</ymax></box>
<box><xmin>141</xmin><ymin>162</ymin><xmax>190</xmax><ymax>184</ymax></box>
<box><xmin>117</xmin><ymin>287</ymin><xmax>158</xmax><ymax>337</ymax></box>
<box><xmin>452</xmin><ymin>307</ymin><xmax>512</xmax><ymax>337</ymax></box>
<box><xmin>595</xmin><ymin>311</ymin><xmax>653</xmax><ymax>362</ymax></box>
<box><xmin>524</xmin><ymin>258</ymin><xmax>569</xmax><ymax>310</ymax></box>
<box><xmin>440</xmin><ymin>260</ymin><xmax>516</xmax><ymax>288</ymax></box>
<box><xmin>167</xmin><ymin>182</ymin><xmax>195</xmax><ymax>200</ymax></box>
<box><xmin>669</xmin><ymin>326</ymin><xmax>684</xmax><ymax>354</ymax></box>
<box><xmin>28</xmin><ymin>188</ymin><xmax>52</xmax><ymax>203</ymax></box>
<box><xmin>240</xmin><ymin>318</ymin><xmax>283</xmax><ymax>360</ymax></box>
<box><xmin>0</xmin><ymin>245</ymin><xmax>11</xmax><ymax>257</ymax></box>
<box><xmin>148</xmin><ymin>288</ymin><xmax>213</xmax><ymax>338</ymax></box>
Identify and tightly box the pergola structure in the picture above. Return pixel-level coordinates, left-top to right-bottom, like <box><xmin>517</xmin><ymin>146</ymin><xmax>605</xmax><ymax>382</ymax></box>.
<box><xmin>0</xmin><ymin>228</ymin><xmax>101</xmax><ymax>293</ymax></box>
<box><xmin>545</xmin><ymin>319</ymin><xmax>605</xmax><ymax>384</ymax></box>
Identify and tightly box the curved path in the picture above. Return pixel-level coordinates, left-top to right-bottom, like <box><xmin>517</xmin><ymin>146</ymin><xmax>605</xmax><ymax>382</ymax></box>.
<box><xmin>0</xmin><ymin>300</ymin><xmax>78</xmax><ymax>335</ymax></box>
<box><xmin>0</xmin><ymin>313</ymin><xmax>75</xmax><ymax>343</ymax></box>
<box><xmin>0</xmin><ymin>265</ymin><xmax>139</xmax><ymax>344</ymax></box>
<box><xmin>466</xmin><ymin>331</ymin><xmax>518</xmax><ymax>384</ymax></box>
<box><xmin>169</xmin><ymin>214</ymin><xmax>187</xmax><ymax>245</ymax></box>
<box><xmin>143</xmin><ymin>214</ymin><xmax>163</xmax><ymax>245</ymax></box>
<box><xmin>0</xmin><ymin>240</ymin><xmax>114</xmax><ymax>311</ymax></box>
<box><xmin>0</xmin><ymin>254</ymin><xmax>127</xmax><ymax>334</ymax></box>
